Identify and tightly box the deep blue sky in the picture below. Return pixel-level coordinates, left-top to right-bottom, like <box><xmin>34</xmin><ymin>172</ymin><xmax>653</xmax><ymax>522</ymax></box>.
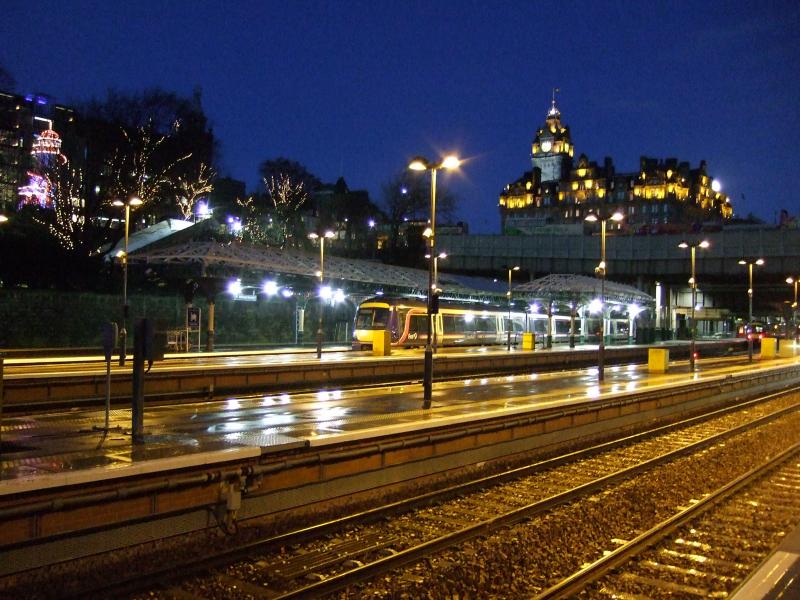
<box><xmin>4</xmin><ymin>1</ymin><xmax>798</xmax><ymax>233</ymax></box>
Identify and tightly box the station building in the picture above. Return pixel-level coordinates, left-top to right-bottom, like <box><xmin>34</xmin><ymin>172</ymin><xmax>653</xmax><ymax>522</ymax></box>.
<box><xmin>499</xmin><ymin>98</ymin><xmax>733</xmax><ymax>235</ymax></box>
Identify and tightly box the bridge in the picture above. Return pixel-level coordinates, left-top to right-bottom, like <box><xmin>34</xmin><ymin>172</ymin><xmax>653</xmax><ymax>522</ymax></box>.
<box><xmin>440</xmin><ymin>226</ymin><xmax>800</xmax><ymax>317</ymax></box>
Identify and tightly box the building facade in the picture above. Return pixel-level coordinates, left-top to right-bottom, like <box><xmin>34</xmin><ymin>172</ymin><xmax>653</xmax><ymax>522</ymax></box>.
<box><xmin>499</xmin><ymin>99</ymin><xmax>733</xmax><ymax>235</ymax></box>
<box><xmin>0</xmin><ymin>90</ymin><xmax>81</xmax><ymax>217</ymax></box>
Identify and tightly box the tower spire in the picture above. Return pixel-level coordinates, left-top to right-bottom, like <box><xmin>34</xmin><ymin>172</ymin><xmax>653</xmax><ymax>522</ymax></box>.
<box><xmin>548</xmin><ymin>87</ymin><xmax>561</xmax><ymax>118</ymax></box>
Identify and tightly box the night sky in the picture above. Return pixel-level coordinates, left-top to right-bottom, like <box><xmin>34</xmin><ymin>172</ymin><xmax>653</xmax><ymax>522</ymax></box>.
<box><xmin>4</xmin><ymin>1</ymin><xmax>799</xmax><ymax>233</ymax></box>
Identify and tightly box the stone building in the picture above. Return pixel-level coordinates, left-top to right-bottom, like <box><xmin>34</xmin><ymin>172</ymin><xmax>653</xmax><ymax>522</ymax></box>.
<box><xmin>499</xmin><ymin>98</ymin><xmax>733</xmax><ymax>235</ymax></box>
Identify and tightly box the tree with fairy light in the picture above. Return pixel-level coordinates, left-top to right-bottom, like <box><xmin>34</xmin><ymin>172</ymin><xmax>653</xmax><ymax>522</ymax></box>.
<box><xmin>80</xmin><ymin>88</ymin><xmax>217</xmax><ymax>222</ymax></box>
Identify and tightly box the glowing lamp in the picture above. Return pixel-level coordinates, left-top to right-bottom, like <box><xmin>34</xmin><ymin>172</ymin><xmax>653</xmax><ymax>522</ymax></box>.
<box><xmin>441</xmin><ymin>155</ymin><xmax>461</xmax><ymax>170</ymax></box>
<box><xmin>227</xmin><ymin>279</ymin><xmax>242</xmax><ymax>296</ymax></box>
<box><xmin>263</xmin><ymin>280</ymin><xmax>278</xmax><ymax>296</ymax></box>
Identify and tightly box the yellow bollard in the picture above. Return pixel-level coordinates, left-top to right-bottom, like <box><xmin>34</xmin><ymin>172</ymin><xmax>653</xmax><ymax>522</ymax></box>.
<box><xmin>648</xmin><ymin>348</ymin><xmax>669</xmax><ymax>373</ymax></box>
<box><xmin>522</xmin><ymin>332</ymin><xmax>535</xmax><ymax>350</ymax></box>
<box><xmin>760</xmin><ymin>337</ymin><xmax>777</xmax><ymax>359</ymax></box>
<box><xmin>778</xmin><ymin>341</ymin><xmax>795</xmax><ymax>358</ymax></box>
<box><xmin>373</xmin><ymin>330</ymin><xmax>391</xmax><ymax>356</ymax></box>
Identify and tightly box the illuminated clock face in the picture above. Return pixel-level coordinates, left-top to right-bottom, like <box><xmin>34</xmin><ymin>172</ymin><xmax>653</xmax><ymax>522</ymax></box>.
<box><xmin>540</xmin><ymin>140</ymin><xmax>552</xmax><ymax>152</ymax></box>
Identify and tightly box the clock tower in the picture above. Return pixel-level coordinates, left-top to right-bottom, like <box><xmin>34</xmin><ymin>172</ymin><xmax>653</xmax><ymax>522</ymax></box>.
<box><xmin>532</xmin><ymin>93</ymin><xmax>573</xmax><ymax>182</ymax></box>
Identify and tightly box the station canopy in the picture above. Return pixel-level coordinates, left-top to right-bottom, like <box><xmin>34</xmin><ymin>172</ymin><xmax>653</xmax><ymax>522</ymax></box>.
<box><xmin>131</xmin><ymin>240</ymin><xmax>652</xmax><ymax>306</ymax></box>
<box><xmin>130</xmin><ymin>240</ymin><xmax>508</xmax><ymax>300</ymax></box>
<box><xmin>513</xmin><ymin>273</ymin><xmax>654</xmax><ymax>307</ymax></box>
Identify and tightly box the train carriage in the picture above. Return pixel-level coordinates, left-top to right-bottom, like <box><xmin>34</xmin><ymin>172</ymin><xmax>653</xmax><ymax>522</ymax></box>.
<box><xmin>353</xmin><ymin>296</ymin><xmax>628</xmax><ymax>350</ymax></box>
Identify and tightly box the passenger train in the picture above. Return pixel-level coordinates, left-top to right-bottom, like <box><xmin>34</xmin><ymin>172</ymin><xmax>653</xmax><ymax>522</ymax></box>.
<box><xmin>352</xmin><ymin>296</ymin><xmax>631</xmax><ymax>350</ymax></box>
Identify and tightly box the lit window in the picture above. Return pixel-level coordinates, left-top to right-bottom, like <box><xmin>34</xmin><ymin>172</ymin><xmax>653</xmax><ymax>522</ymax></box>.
<box><xmin>572</xmin><ymin>182</ymin><xmax>578</xmax><ymax>190</ymax></box>
<box><xmin>586</xmin><ymin>180</ymin><xmax>593</xmax><ymax>189</ymax></box>
<box><xmin>577</xmin><ymin>168</ymin><xmax>586</xmax><ymax>178</ymax></box>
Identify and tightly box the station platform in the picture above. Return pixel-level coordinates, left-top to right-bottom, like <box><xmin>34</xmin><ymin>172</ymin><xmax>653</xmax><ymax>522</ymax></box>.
<box><xmin>1</xmin><ymin>347</ymin><xmax>797</xmax><ymax>495</ymax></box>
<box><xmin>0</xmin><ymin>338</ymin><xmax>747</xmax><ymax>409</ymax></box>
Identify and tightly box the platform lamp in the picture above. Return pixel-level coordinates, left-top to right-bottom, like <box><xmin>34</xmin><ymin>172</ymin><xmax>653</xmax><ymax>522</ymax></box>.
<box><xmin>506</xmin><ymin>265</ymin><xmax>520</xmax><ymax>351</ymax></box>
<box><xmin>584</xmin><ymin>210</ymin><xmax>624</xmax><ymax>382</ymax></box>
<box><xmin>409</xmin><ymin>154</ymin><xmax>461</xmax><ymax>408</ymax></box>
<box><xmin>308</xmin><ymin>229</ymin><xmax>335</xmax><ymax>359</ymax></box>
<box><xmin>0</xmin><ymin>214</ymin><xmax>7</xmax><ymax>223</ymax></box>
<box><xmin>678</xmin><ymin>240</ymin><xmax>710</xmax><ymax>372</ymax></box>
<box><xmin>112</xmin><ymin>196</ymin><xmax>143</xmax><ymax>366</ymax></box>
<box><xmin>787</xmin><ymin>276</ymin><xmax>799</xmax><ymax>342</ymax></box>
<box><xmin>739</xmin><ymin>258</ymin><xmax>764</xmax><ymax>362</ymax></box>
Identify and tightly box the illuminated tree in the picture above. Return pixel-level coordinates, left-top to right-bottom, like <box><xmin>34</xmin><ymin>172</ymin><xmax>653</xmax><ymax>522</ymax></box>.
<box><xmin>176</xmin><ymin>162</ymin><xmax>215</xmax><ymax>220</ymax></box>
<box><xmin>265</xmin><ymin>172</ymin><xmax>309</xmax><ymax>247</ymax></box>
<box><xmin>104</xmin><ymin>124</ymin><xmax>192</xmax><ymax>210</ymax></box>
<box><xmin>80</xmin><ymin>88</ymin><xmax>217</xmax><ymax>220</ymax></box>
<box><xmin>236</xmin><ymin>194</ymin><xmax>269</xmax><ymax>244</ymax></box>
<box><xmin>34</xmin><ymin>166</ymin><xmax>89</xmax><ymax>252</ymax></box>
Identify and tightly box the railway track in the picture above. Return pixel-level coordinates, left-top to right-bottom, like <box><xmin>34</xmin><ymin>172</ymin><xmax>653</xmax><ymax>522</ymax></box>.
<box><xmin>7</xmin><ymin>385</ymin><xmax>798</xmax><ymax>599</ymax></box>
<box><xmin>537</xmin><ymin>443</ymin><xmax>800</xmax><ymax>599</ymax></box>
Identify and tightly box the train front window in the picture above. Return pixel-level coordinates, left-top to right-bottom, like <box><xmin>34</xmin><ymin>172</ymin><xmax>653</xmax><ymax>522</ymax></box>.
<box><xmin>356</xmin><ymin>308</ymin><xmax>390</xmax><ymax>329</ymax></box>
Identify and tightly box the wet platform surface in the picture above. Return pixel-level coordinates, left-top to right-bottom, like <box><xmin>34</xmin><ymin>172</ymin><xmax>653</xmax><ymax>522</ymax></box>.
<box><xmin>2</xmin><ymin>339</ymin><xmax>724</xmax><ymax>379</ymax></box>
<box><xmin>2</xmin><ymin>346</ymin><xmax>797</xmax><ymax>495</ymax></box>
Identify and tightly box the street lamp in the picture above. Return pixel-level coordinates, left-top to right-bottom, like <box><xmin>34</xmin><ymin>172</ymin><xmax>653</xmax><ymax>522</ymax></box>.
<box><xmin>0</xmin><ymin>214</ymin><xmax>8</xmax><ymax>223</ymax></box>
<box><xmin>738</xmin><ymin>257</ymin><xmax>765</xmax><ymax>362</ymax></box>
<box><xmin>787</xmin><ymin>276</ymin><xmax>799</xmax><ymax>342</ymax></box>
<box><xmin>308</xmin><ymin>229</ymin><xmax>335</xmax><ymax>359</ymax></box>
<box><xmin>112</xmin><ymin>196</ymin><xmax>143</xmax><ymax>366</ymax></box>
<box><xmin>585</xmin><ymin>210</ymin><xmax>624</xmax><ymax>381</ymax></box>
<box><xmin>506</xmin><ymin>265</ymin><xmax>520</xmax><ymax>351</ymax></box>
<box><xmin>409</xmin><ymin>154</ymin><xmax>460</xmax><ymax>408</ymax></box>
<box><xmin>678</xmin><ymin>239</ymin><xmax>710</xmax><ymax>371</ymax></box>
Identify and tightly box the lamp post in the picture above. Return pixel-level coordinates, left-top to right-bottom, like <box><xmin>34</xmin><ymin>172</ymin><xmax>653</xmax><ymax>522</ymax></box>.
<box><xmin>409</xmin><ymin>154</ymin><xmax>460</xmax><ymax>408</ymax></box>
<box><xmin>112</xmin><ymin>196</ymin><xmax>143</xmax><ymax>366</ymax></box>
<box><xmin>425</xmin><ymin>251</ymin><xmax>447</xmax><ymax>352</ymax></box>
<box><xmin>678</xmin><ymin>240</ymin><xmax>710</xmax><ymax>371</ymax></box>
<box><xmin>506</xmin><ymin>265</ymin><xmax>520</xmax><ymax>351</ymax></box>
<box><xmin>585</xmin><ymin>210</ymin><xmax>624</xmax><ymax>382</ymax></box>
<box><xmin>308</xmin><ymin>229</ymin><xmax>335</xmax><ymax>359</ymax></box>
<box><xmin>738</xmin><ymin>258</ymin><xmax>764</xmax><ymax>362</ymax></box>
<box><xmin>787</xmin><ymin>276</ymin><xmax>799</xmax><ymax>342</ymax></box>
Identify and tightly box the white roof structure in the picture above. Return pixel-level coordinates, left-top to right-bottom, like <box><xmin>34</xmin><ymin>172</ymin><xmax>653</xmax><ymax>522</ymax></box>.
<box><xmin>130</xmin><ymin>241</ymin><xmax>507</xmax><ymax>299</ymax></box>
<box><xmin>514</xmin><ymin>273</ymin><xmax>653</xmax><ymax>305</ymax></box>
<box><xmin>106</xmin><ymin>219</ymin><xmax>194</xmax><ymax>259</ymax></box>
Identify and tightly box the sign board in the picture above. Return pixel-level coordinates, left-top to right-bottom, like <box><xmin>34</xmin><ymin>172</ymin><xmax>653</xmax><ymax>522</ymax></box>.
<box><xmin>187</xmin><ymin>307</ymin><xmax>201</xmax><ymax>329</ymax></box>
<box><xmin>101</xmin><ymin>322</ymin><xmax>118</xmax><ymax>362</ymax></box>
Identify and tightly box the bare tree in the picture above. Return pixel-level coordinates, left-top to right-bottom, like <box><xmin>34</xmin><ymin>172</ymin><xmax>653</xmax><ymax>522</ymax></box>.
<box><xmin>32</xmin><ymin>165</ymin><xmax>92</xmax><ymax>253</ymax></box>
<box><xmin>236</xmin><ymin>194</ymin><xmax>269</xmax><ymax>244</ymax></box>
<box><xmin>104</xmin><ymin>124</ymin><xmax>191</xmax><ymax>209</ymax></box>
<box><xmin>175</xmin><ymin>162</ymin><xmax>215</xmax><ymax>220</ymax></box>
<box><xmin>266</xmin><ymin>173</ymin><xmax>309</xmax><ymax>248</ymax></box>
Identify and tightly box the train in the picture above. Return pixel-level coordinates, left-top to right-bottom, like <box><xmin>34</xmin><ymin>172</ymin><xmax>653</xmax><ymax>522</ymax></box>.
<box><xmin>352</xmin><ymin>296</ymin><xmax>632</xmax><ymax>350</ymax></box>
